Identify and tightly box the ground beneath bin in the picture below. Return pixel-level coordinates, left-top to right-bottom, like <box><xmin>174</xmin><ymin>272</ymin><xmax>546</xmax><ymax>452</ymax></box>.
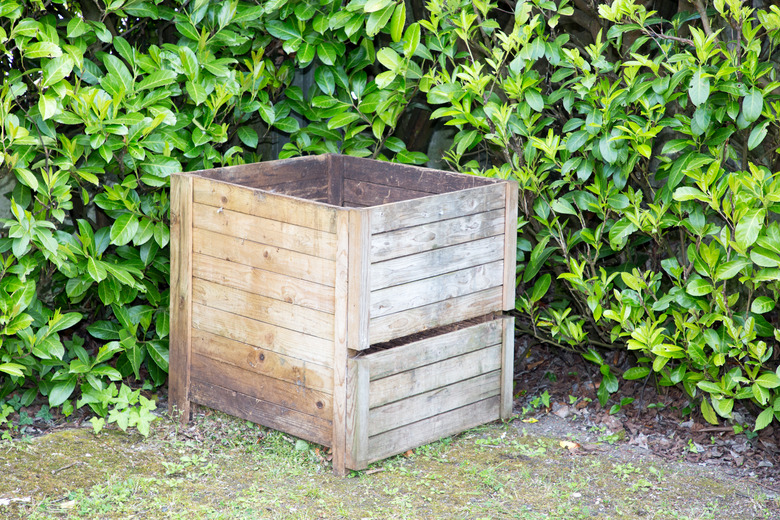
<box><xmin>0</xmin><ymin>341</ymin><xmax>778</xmax><ymax>519</ymax></box>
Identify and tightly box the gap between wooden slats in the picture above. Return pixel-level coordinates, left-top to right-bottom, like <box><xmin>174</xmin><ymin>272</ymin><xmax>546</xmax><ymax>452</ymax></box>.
<box><xmin>192</xmin><ymin>278</ymin><xmax>334</xmax><ymax>340</ymax></box>
<box><xmin>365</xmin><ymin>319</ymin><xmax>503</xmax><ymax>380</ymax></box>
<box><xmin>192</xmin><ymin>329</ymin><xmax>333</xmax><ymax>394</ymax></box>
<box><xmin>367</xmin><ymin>397</ymin><xmax>500</xmax><ymax>464</ymax></box>
<box><xmin>370</xmin><ymin>235</ymin><xmax>505</xmax><ymax>291</ymax></box>
<box><xmin>368</xmin><ymin>343</ymin><xmax>503</xmax><ymax>408</ymax></box>
<box><xmin>193</xmin><ymin>229</ymin><xmax>336</xmax><ymax>287</ymax></box>
<box><xmin>192</xmin><ymin>304</ymin><xmax>333</xmax><ymax>367</ymax></box>
<box><xmin>192</xmin><ymin>176</ymin><xmax>338</xmax><ymax>233</ymax></box>
<box><xmin>370</xmin><ymin>208</ymin><xmax>505</xmax><ymax>263</ymax></box>
<box><xmin>369</xmin><ymin>183</ymin><xmax>507</xmax><ymax>234</ymax></box>
<box><xmin>190</xmin><ymin>380</ymin><xmax>331</xmax><ymax>446</ymax></box>
<box><xmin>192</xmin><ymin>254</ymin><xmax>335</xmax><ymax>314</ymax></box>
<box><xmin>370</xmin><ymin>261</ymin><xmax>503</xmax><ymax>318</ymax></box>
<box><xmin>368</xmin><ymin>371</ymin><xmax>501</xmax><ymax>436</ymax></box>
<box><xmin>192</xmin><ymin>203</ymin><xmax>337</xmax><ymax>260</ymax></box>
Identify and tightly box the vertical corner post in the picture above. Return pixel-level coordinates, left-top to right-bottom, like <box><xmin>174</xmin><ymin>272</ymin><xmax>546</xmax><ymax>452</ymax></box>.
<box><xmin>169</xmin><ymin>173</ymin><xmax>194</xmax><ymax>426</ymax></box>
<box><xmin>500</xmin><ymin>316</ymin><xmax>516</xmax><ymax>420</ymax></box>
<box><xmin>503</xmin><ymin>180</ymin><xmax>519</xmax><ymax>311</ymax></box>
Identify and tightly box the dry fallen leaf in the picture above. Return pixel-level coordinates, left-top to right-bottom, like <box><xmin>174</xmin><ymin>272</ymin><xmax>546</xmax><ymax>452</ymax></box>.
<box><xmin>559</xmin><ymin>440</ymin><xmax>581</xmax><ymax>451</ymax></box>
<box><xmin>403</xmin><ymin>449</ymin><xmax>414</xmax><ymax>458</ymax></box>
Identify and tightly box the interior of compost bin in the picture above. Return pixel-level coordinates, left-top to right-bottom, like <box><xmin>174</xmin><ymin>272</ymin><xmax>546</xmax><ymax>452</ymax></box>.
<box><xmin>194</xmin><ymin>154</ymin><xmax>499</xmax><ymax>208</ymax></box>
<box><xmin>356</xmin><ymin>314</ymin><xmax>498</xmax><ymax>356</ymax></box>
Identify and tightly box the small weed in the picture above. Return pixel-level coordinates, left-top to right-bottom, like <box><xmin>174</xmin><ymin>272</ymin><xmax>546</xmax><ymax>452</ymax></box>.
<box><xmin>612</xmin><ymin>462</ymin><xmax>641</xmax><ymax>481</ymax></box>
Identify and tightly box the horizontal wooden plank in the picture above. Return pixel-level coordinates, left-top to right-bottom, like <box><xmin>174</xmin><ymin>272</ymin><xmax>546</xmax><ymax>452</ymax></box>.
<box><xmin>368</xmin><ymin>371</ymin><xmax>501</xmax><ymax>436</ymax></box>
<box><xmin>366</xmin><ymin>397</ymin><xmax>500</xmax><ymax>464</ymax></box>
<box><xmin>193</xmin><ymin>176</ymin><xmax>338</xmax><ymax>233</ymax></box>
<box><xmin>370</xmin><ymin>235</ymin><xmax>505</xmax><ymax>291</ymax></box>
<box><xmin>343</xmin><ymin>179</ymin><xmax>431</xmax><ymax>207</ymax></box>
<box><xmin>193</xmin><ymin>203</ymin><xmax>337</xmax><ymax>260</ymax></box>
<box><xmin>189</xmin><ymin>155</ymin><xmax>329</xmax><ymax>188</ymax></box>
<box><xmin>370</xmin><ymin>208</ymin><xmax>505</xmax><ymax>263</ymax></box>
<box><xmin>192</xmin><ymin>278</ymin><xmax>334</xmax><ymax>340</ymax></box>
<box><xmin>267</xmin><ymin>179</ymin><xmax>330</xmax><ymax>202</ymax></box>
<box><xmin>370</xmin><ymin>261</ymin><xmax>504</xmax><ymax>318</ymax></box>
<box><xmin>192</xmin><ymin>329</ymin><xmax>333</xmax><ymax>393</ymax></box>
<box><xmin>341</xmin><ymin>155</ymin><xmax>496</xmax><ymax>193</ymax></box>
<box><xmin>369</xmin><ymin>344</ymin><xmax>502</xmax><ymax>408</ymax></box>
<box><xmin>192</xmin><ymin>304</ymin><xmax>333</xmax><ymax>367</ymax></box>
<box><xmin>190</xmin><ymin>380</ymin><xmax>331</xmax><ymax>446</ymax></box>
<box><xmin>192</xmin><ymin>354</ymin><xmax>332</xmax><ymax>420</ymax></box>
<box><xmin>369</xmin><ymin>287</ymin><xmax>504</xmax><ymax>344</ymax></box>
<box><xmin>193</xmin><ymin>254</ymin><xmax>335</xmax><ymax>314</ymax></box>
<box><xmin>369</xmin><ymin>182</ymin><xmax>507</xmax><ymax>234</ymax></box>
<box><xmin>366</xmin><ymin>319</ymin><xmax>503</xmax><ymax>380</ymax></box>
<box><xmin>194</xmin><ymin>228</ymin><xmax>336</xmax><ymax>287</ymax></box>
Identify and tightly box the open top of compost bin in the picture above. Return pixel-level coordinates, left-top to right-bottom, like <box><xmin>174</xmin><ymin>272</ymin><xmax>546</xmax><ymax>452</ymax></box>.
<box><xmin>186</xmin><ymin>153</ymin><xmax>503</xmax><ymax>208</ymax></box>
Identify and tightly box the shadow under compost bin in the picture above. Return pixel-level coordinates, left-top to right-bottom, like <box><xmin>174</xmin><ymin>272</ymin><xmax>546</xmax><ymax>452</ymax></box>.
<box><xmin>169</xmin><ymin>154</ymin><xmax>518</xmax><ymax>474</ymax></box>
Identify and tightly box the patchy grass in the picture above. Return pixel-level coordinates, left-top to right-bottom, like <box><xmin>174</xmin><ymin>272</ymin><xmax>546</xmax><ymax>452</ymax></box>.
<box><xmin>0</xmin><ymin>410</ymin><xmax>777</xmax><ymax>519</ymax></box>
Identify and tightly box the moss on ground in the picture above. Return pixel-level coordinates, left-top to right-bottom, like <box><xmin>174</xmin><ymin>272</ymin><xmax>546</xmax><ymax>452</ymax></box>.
<box><xmin>0</xmin><ymin>412</ymin><xmax>777</xmax><ymax>519</ymax></box>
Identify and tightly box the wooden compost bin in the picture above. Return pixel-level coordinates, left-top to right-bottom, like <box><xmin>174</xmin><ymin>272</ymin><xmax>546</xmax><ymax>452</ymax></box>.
<box><xmin>169</xmin><ymin>154</ymin><xmax>517</xmax><ymax>474</ymax></box>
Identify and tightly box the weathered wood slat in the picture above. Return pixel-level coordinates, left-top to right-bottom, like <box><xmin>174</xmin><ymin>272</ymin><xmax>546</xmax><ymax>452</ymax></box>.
<box><xmin>367</xmin><ymin>397</ymin><xmax>500</xmax><ymax>464</ymax></box>
<box><xmin>332</xmin><ymin>210</ymin><xmax>350</xmax><ymax>476</ymax></box>
<box><xmin>503</xmin><ymin>181</ymin><xmax>519</xmax><ymax>310</ymax></box>
<box><xmin>265</xmin><ymin>178</ymin><xmax>329</xmax><ymax>201</ymax></box>
<box><xmin>370</xmin><ymin>209</ymin><xmax>505</xmax><ymax>263</ymax></box>
<box><xmin>190</xmin><ymin>380</ymin><xmax>331</xmax><ymax>446</ymax></box>
<box><xmin>368</xmin><ymin>371</ymin><xmax>501</xmax><ymax>437</ymax></box>
<box><xmin>192</xmin><ymin>354</ymin><xmax>332</xmax><ymax>420</ymax></box>
<box><xmin>192</xmin><ymin>278</ymin><xmax>334</xmax><ymax>340</ymax></box>
<box><xmin>169</xmin><ymin>174</ymin><xmax>193</xmax><ymax>424</ymax></box>
<box><xmin>369</xmin><ymin>287</ymin><xmax>504</xmax><ymax>344</ymax></box>
<box><xmin>193</xmin><ymin>203</ymin><xmax>337</xmax><ymax>260</ymax></box>
<box><xmin>366</xmin><ymin>319</ymin><xmax>503</xmax><ymax>380</ymax></box>
<box><xmin>192</xmin><ymin>304</ymin><xmax>333</xmax><ymax>367</ymax></box>
<box><xmin>193</xmin><ymin>176</ymin><xmax>337</xmax><ymax>232</ymax></box>
<box><xmin>369</xmin><ymin>183</ymin><xmax>506</xmax><ymax>234</ymax></box>
<box><xmin>500</xmin><ymin>316</ymin><xmax>515</xmax><ymax>419</ymax></box>
<box><xmin>194</xmin><ymin>228</ymin><xmax>336</xmax><ymax>287</ymax></box>
<box><xmin>192</xmin><ymin>329</ymin><xmax>333</xmax><ymax>393</ymax></box>
<box><xmin>190</xmin><ymin>155</ymin><xmax>329</xmax><ymax>188</ymax></box>
<box><xmin>345</xmin><ymin>358</ymin><xmax>369</xmax><ymax>470</ymax></box>
<box><xmin>369</xmin><ymin>344</ymin><xmax>502</xmax><ymax>408</ymax></box>
<box><xmin>192</xmin><ymin>254</ymin><xmax>335</xmax><ymax>314</ymax></box>
<box><xmin>370</xmin><ymin>235</ymin><xmax>505</xmax><ymax>291</ymax></box>
<box><xmin>341</xmin><ymin>155</ymin><xmax>496</xmax><ymax>193</ymax></box>
<box><xmin>327</xmin><ymin>155</ymin><xmax>344</xmax><ymax>206</ymax></box>
<box><xmin>370</xmin><ymin>261</ymin><xmax>504</xmax><ymax>318</ymax></box>
<box><xmin>348</xmin><ymin>209</ymin><xmax>371</xmax><ymax>350</ymax></box>
<box><xmin>343</xmin><ymin>179</ymin><xmax>431</xmax><ymax>207</ymax></box>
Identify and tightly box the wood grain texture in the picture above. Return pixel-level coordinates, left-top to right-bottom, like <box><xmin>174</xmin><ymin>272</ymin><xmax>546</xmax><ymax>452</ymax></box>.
<box><xmin>341</xmin><ymin>155</ymin><xmax>496</xmax><ymax>193</ymax></box>
<box><xmin>192</xmin><ymin>354</ymin><xmax>332</xmax><ymax>420</ymax></box>
<box><xmin>191</xmin><ymin>155</ymin><xmax>329</xmax><ymax>189</ymax></box>
<box><xmin>345</xmin><ymin>358</ymin><xmax>369</xmax><ymax>470</ymax></box>
<box><xmin>367</xmin><ymin>319</ymin><xmax>503</xmax><ymax>380</ymax></box>
<box><xmin>369</xmin><ymin>183</ymin><xmax>506</xmax><ymax>234</ymax></box>
<box><xmin>347</xmin><ymin>209</ymin><xmax>370</xmax><ymax>350</ymax></box>
<box><xmin>368</xmin><ymin>371</ymin><xmax>501</xmax><ymax>436</ymax></box>
<box><xmin>332</xmin><ymin>209</ymin><xmax>350</xmax><ymax>476</ymax></box>
<box><xmin>343</xmin><ymin>179</ymin><xmax>431</xmax><ymax>207</ymax></box>
<box><xmin>503</xmin><ymin>180</ymin><xmax>519</xmax><ymax>310</ymax></box>
<box><xmin>192</xmin><ymin>329</ymin><xmax>333</xmax><ymax>394</ymax></box>
<box><xmin>370</xmin><ymin>261</ymin><xmax>504</xmax><ymax>318</ymax></box>
<box><xmin>190</xmin><ymin>380</ymin><xmax>331</xmax><ymax>446</ymax></box>
<box><xmin>369</xmin><ymin>235</ymin><xmax>505</xmax><ymax>291</ymax></box>
<box><xmin>327</xmin><ymin>154</ymin><xmax>344</xmax><ymax>206</ymax></box>
<box><xmin>193</xmin><ymin>203</ymin><xmax>337</xmax><ymax>260</ymax></box>
<box><xmin>193</xmin><ymin>254</ymin><xmax>335</xmax><ymax>314</ymax></box>
<box><xmin>369</xmin><ymin>344</ymin><xmax>502</xmax><ymax>408</ymax></box>
<box><xmin>169</xmin><ymin>174</ymin><xmax>193</xmax><ymax>424</ymax></box>
<box><xmin>500</xmin><ymin>316</ymin><xmax>515</xmax><ymax>420</ymax></box>
<box><xmin>192</xmin><ymin>304</ymin><xmax>333</xmax><ymax>367</ymax></box>
<box><xmin>192</xmin><ymin>278</ymin><xmax>334</xmax><ymax>340</ymax></box>
<box><xmin>370</xmin><ymin>209</ymin><xmax>505</xmax><ymax>262</ymax></box>
<box><xmin>368</xmin><ymin>287</ymin><xmax>504</xmax><ymax>344</ymax></box>
<box><xmin>193</xmin><ymin>176</ymin><xmax>337</xmax><ymax>232</ymax></box>
<box><xmin>367</xmin><ymin>397</ymin><xmax>500</xmax><ymax>464</ymax></box>
<box><xmin>194</xmin><ymin>228</ymin><xmax>336</xmax><ymax>287</ymax></box>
